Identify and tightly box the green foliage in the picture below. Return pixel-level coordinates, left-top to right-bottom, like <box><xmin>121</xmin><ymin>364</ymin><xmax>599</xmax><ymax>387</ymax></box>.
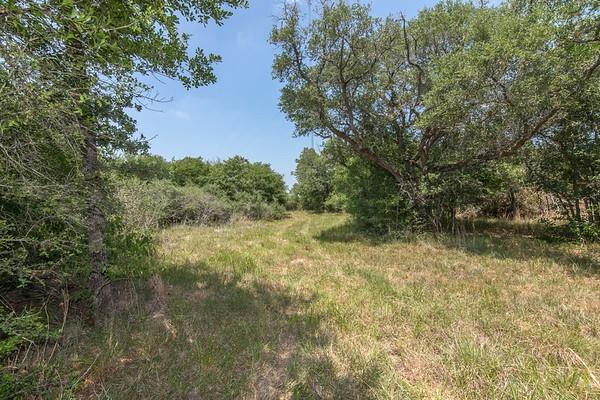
<box><xmin>233</xmin><ymin>193</ymin><xmax>287</xmax><ymax>221</ymax></box>
<box><xmin>324</xmin><ymin>193</ymin><xmax>347</xmax><ymax>213</ymax></box>
<box><xmin>207</xmin><ymin>156</ymin><xmax>288</xmax><ymax>205</ymax></box>
<box><xmin>0</xmin><ymin>0</ymin><xmax>249</xmax><ymax>292</ymax></box>
<box><xmin>568</xmin><ymin>221</ymin><xmax>600</xmax><ymax>243</ymax></box>
<box><xmin>113</xmin><ymin>155</ymin><xmax>171</xmax><ymax>181</ymax></box>
<box><xmin>0</xmin><ymin>34</ymin><xmax>88</xmax><ymax>291</ymax></box>
<box><xmin>0</xmin><ymin>186</ymin><xmax>87</xmax><ymax>291</ymax></box>
<box><xmin>112</xmin><ymin>176</ymin><xmax>233</xmax><ymax>228</ymax></box>
<box><xmin>331</xmin><ymin>155</ymin><xmax>416</xmax><ymax>233</ymax></box>
<box><xmin>292</xmin><ymin>148</ymin><xmax>333</xmax><ymax>211</ymax></box>
<box><xmin>548</xmin><ymin>220</ymin><xmax>600</xmax><ymax>244</ymax></box>
<box><xmin>169</xmin><ymin>157</ymin><xmax>211</xmax><ymax>186</ymax></box>
<box><xmin>106</xmin><ymin>215</ymin><xmax>156</xmax><ymax>279</ymax></box>
<box><xmin>1</xmin><ymin>0</ymin><xmax>247</xmax><ymax>391</ymax></box>
<box><xmin>111</xmin><ymin>156</ymin><xmax>289</xmax><ymax>229</ymax></box>
<box><xmin>165</xmin><ymin>186</ymin><xmax>233</xmax><ymax>226</ymax></box>
<box><xmin>0</xmin><ymin>311</ymin><xmax>54</xmax><ymax>360</ymax></box>
<box><xmin>526</xmin><ymin>98</ymin><xmax>600</xmax><ymax>222</ymax></box>
<box><xmin>111</xmin><ymin>177</ymin><xmax>172</xmax><ymax>230</ymax></box>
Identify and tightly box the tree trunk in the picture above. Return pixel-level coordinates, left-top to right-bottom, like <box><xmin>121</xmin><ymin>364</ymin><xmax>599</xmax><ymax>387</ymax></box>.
<box><xmin>571</xmin><ymin>164</ymin><xmax>581</xmax><ymax>220</ymax></box>
<box><xmin>508</xmin><ymin>190</ymin><xmax>519</xmax><ymax>220</ymax></box>
<box><xmin>65</xmin><ymin>20</ymin><xmax>112</xmax><ymax>317</ymax></box>
<box><xmin>584</xmin><ymin>198</ymin><xmax>592</xmax><ymax>223</ymax></box>
<box><xmin>84</xmin><ymin>128</ymin><xmax>113</xmax><ymax>314</ymax></box>
<box><xmin>451</xmin><ymin>206</ymin><xmax>456</xmax><ymax>235</ymax></box>
<box><xmin>591</xmin><ymin>200</ymin><xmax>600</xmax><ymax>225</ymax></box>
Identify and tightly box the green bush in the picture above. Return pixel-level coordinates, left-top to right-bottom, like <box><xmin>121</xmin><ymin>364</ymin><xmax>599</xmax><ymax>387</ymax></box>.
<box><xmin>0</xmin><ymin>187</ymin><xmax>87</xmax><ymax>292</ymax></box>
<box><xmin>560</xmin><ymin>220</ymin><xmax>600</xmax><ymax>243</ymax></box>
<box><xmin>0</xmin><ymin>311</ymin><xmax>54</xmax><ymax>360</ymax></box>
<box><xmin>330</xmin><ymin>157</ymin><xmax>416</xmax><ymax>233</ymax></box>
<box><xmin>0</xmin><ymin>310</ymin><xmax>59</xmax><ymax>399</ymax></box>
<box><xmin>112</xmin><ymin>177</ymin><xmax>233</xmax><ymax>228</ymax></box>
<box><xmin>165</xmin><ymin>185</ymin><xmax>233</xmax><ymax>225</ymax></box>
<box><xmin>112</xmin><ymin>177</ymin><xmax>172</xmax><ymax>230</ymax></box>
<box><xmin>233</xmin><ymin>194</ymin><xmax>286</xmax><ymax>221</ymax></box>
<box><xmin>106</xmin><ymin>216</ymin><xmax>156</xmax><ymax>279</ymax></box>
<box><xmin>284</xmin><ymin>193</ymin><xmax>299</xmax><ymax>211</ymax></box>
<box><xmin>292</xmin><ymin>148</ymin><xmax>333</xmax><ymax>211</ymax></box>
<box><xmin>207</xmin><ymin>156</ymin><xmax>287</xmax><ymax>205</ymax></box>
<box><xmin>169</xmin><ymin>157</ymin><xmax>211</xmax><ymax>186</ymax></box>
<box><xmin>324</xmin><ymin>193</ymin><xmax>347</xmax><ymax>212</ymax></box>
<box><xmin>112</xmin><ymin>154</ymin><xmax>171</xmax><ymax>181</ymax></box>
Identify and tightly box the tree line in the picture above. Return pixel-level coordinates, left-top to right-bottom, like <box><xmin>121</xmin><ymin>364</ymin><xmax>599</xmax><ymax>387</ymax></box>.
<box><xmin>113</xmin><ymin>154</ymin><xmax>288</xmax><ymax>225</ymax></box>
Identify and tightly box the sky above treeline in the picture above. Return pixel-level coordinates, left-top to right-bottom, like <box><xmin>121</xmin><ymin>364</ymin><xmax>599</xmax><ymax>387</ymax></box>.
<box><xmin>134</xmin><ymin>0</ymin><xmax>496</xmax><ymax>187</ymax></box>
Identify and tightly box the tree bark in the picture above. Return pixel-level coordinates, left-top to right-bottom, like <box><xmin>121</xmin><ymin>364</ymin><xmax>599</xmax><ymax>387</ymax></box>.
<box><xmin>572</xmin><ymin>171</ymin><xmax>581</xmax><ymax>221</ymax></box>
<box><xmin>584</xmin><ymin>198</ymin><xmax>592</xmax><ymax>223</ymax></box>
<box><xmin>84</xmin><ymin>127</ymin><xmax>112</xmax><ymax>314</ymax></box>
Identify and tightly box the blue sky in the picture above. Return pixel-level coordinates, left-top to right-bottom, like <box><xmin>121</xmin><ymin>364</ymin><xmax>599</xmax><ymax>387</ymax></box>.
<box><xmin>133</xmin><ymin>1</ymin><xmax>461</xmax><ymax>187</ymax></box>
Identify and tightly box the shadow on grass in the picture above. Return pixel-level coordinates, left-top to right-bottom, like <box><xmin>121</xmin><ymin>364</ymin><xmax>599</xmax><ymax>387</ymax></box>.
<box><xmin>439</xmin><ymin>234</ymin><xmax>599</xmax><ymax>276</ymax></box>
<box><xmin>78</xmin><ymin>261</ymin><xmax>384</xmax><ymax>399</ymax></box>
<box><xmin>314</xmin><ymin>221</ymin><xmax>392</xmax><ymax>246</ymax></box>
<box><xmin>315</xmin><ymin>219</ymin><xmax>599</xmax><ymax>277</ymax></box>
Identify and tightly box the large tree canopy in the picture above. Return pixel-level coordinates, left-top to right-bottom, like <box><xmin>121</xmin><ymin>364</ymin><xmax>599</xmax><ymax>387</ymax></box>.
<box><xmin>272</xmin><ymin>0</ymin><xmax>600</xmax><ymax>227</ymax></box>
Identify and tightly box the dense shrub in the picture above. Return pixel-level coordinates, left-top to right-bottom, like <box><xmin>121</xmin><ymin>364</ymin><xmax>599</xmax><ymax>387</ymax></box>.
<box><xmin>331</xmin><ymin>157</ymin><xmax>417</xmax><ymax>233</ymax></box>
<box><xmin>0</xmin><ymin>187</ymin><xmax>87</xmax><ymax>293</ymax></box>
<box><xmin>0</xmin><ymin>310</ymin><xmax>58</xmax><ymax>398</ymax></box>
<box><xmin>549</xmin><ymin>220</ymin><xmax>600</xmax><ymax>243</ymax></box>
<box><xmin>112</xmin><ymin>177</ymin><xmax>172</xmax><ymax>230</ymax></box>
<box><xmin>0</xmin><ymin>311</ymin><xmax>55</xmax><ymax>360</ymax></box>
<box><xmin>479</xmin><ymin>187</ymin><xmax>557</xmax><ymax>220</ymax></box>
<box><xmin>165</xmin><ymin>186</ymin><xmax>233</xmax><ymax>225</ymax></box>
<box><xmin>113</xmin><ymin>155</ymin><xmax>288</xmax><ymax>227</ymax></box>
<box><xmin>112</xmin><ymin>177</ymin><xmax>233</xmax><ymax>228</ymax></box>
<box><xmin>207</xmin><ymin>156</ymin><xmax>287</xmax><ymax>205</ymax></box>
<box><xmin>284</xmin><ymin>193</ymin><xmax>300</xmax><ymax>211</ymax></box>
<box><xmin>233</xmin><ymin>193</ymin><xmax>286</xmax><ymax>220</ymax></box>
<box><xmin>105</xmin><ymin>216</ymin><xmax>156</xmax><ymax>278</ymax></box>
<box><xmin>291</xmin><ymin>148</ymin><xmax>333</xmax><ymax>211</ymax></box>
<box><xmin>324</xmin><ymin>193</ymin><xmax>347</xmax><ymax>212</ymax></box>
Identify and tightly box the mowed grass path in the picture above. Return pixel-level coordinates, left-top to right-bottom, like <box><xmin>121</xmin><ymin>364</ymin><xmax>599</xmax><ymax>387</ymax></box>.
<box><xmin>79</xmin><ymin>212</ymin><xmax>599</xmax><ymax>399</ymax></box>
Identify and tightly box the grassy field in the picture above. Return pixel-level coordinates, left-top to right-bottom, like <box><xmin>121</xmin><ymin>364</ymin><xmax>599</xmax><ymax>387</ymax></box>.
<box><xmin>51</xmin><ymin>212</ymin><xmax>599</xmax><ymax>399</ymax></box>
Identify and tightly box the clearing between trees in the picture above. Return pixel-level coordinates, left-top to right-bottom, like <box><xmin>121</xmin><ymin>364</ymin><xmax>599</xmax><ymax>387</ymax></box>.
<box><xmin>46</xmin><ymin>212</ymin><xmax>599</xmax><ymax>399</ymax></box>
